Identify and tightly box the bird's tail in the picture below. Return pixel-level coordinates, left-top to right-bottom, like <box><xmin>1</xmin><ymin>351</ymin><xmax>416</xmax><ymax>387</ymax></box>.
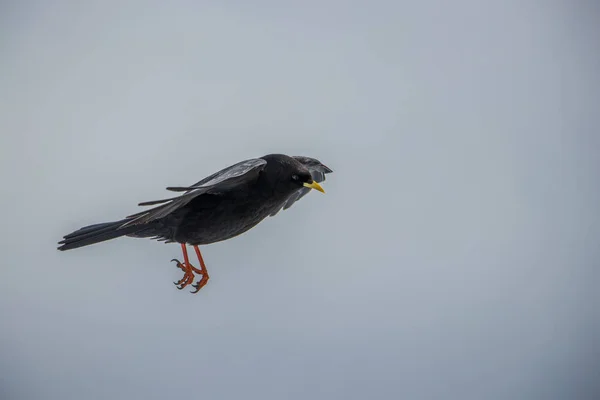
<box><xmin>57</xmin><ymin>219</ymin><xmax>139</xmax><ymax>251</ymax></box>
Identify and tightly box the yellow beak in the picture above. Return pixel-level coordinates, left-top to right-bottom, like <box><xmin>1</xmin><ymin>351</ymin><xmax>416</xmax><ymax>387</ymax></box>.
<box><xmin>303</xmin><ymin>181</ymin><xmax>325</xmax><ymax>193</ymax></box>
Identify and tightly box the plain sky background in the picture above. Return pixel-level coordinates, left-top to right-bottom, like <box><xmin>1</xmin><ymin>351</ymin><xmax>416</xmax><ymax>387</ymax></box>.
<box><xmin>1</xmin><ymin>1</ymin><xmax>599</xmax><ymax>399</ymax></box>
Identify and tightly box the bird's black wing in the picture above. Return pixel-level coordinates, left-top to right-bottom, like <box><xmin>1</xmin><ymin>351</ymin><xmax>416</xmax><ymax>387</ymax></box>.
<box><xmin>121</xmin><ymin>158</ymin><xmax>267</xmax><ymax>227</ymax></box>
<box><xmin>270</xmin><ymin>156</ymin><xmax>333</xmax><ymax>217</ymax></box>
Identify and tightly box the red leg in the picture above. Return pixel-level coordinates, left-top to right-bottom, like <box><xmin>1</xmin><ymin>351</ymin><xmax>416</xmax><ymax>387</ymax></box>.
<box><xmin>171</xmin><ymin>244</ymin><xmax>209</xmax><ymax>293</ymax></box>
<box><xmin>172</xmin><ymin>244</ymin><xmax>198</xmax><ymax>289</ymax></box>
<box><xmin>181</xmin><ymin>243</ymin><xmax>190</xmax><ymax>266</ymax></box>
<box><xmin>180</xmin><ymin>243</ymin><xmax>203</xmax><ymax>274</ymax></box>
<box><xmin>191</xmin><ymin>245</ymin><xmax>210</xmax><ymax>293</ymax></box>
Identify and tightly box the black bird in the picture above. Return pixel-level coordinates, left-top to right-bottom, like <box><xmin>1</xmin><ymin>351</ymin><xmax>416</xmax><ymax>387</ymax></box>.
<box><xmin>57</xmin><ymin>154</ymin><xmax>332</xmax><ymax>293</ymax></box>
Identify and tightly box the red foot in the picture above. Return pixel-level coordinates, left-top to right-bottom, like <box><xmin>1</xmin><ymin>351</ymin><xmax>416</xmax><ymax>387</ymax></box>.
<box><xmin>171</xmin><ymin>244</ymin><xmax>210</xmax><ymax>293</ymax></box>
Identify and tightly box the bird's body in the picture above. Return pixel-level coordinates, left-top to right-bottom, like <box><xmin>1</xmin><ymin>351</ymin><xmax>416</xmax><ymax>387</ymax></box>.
<box><xmin>58</xmin><ymin>153</ymin><xmax>332</xmax><ymax>293</ymax></box>
<box><xmin>128</xmin><ymin>171</ymin><xmax>294</xmax><ymax>245</ymax></box>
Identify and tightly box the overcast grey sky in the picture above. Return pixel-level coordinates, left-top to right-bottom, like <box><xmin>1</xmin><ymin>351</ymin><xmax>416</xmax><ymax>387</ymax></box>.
<box><xmin>1</xmin><ymin>1</ymin><xmax>599</xmax><ymax>399</ymax></box>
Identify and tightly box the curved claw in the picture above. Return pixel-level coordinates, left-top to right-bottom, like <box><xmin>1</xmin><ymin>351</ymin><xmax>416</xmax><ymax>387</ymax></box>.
<box><xmin>175</xmin><ymin>278</ymin><xmax>188</xmax><ymax>290</ymax></box>
<box><xmin>174</xmin><ymin>276</ymin><xmax>185</xmax><ymax>285</ymax></box>
<box><xmin>174</xmin><ymin>280</ymin><xmax>187</xmax><ymax>287</ymax></box>
<box><xmin>190</xmin><ymin>276</ymin><xmax>209</xmax><ymax>294</ymax></box>
<box><xmin>170</xmin><ymin>254</ymin><xmax>208</xmax><ymax>293</ymax></box>
<box><xmin>174</xmin><ymin>278</ymin><xmax>185</xmax><ymax>288</ymax></box>
<box><xmin>174</xmin><ymin>274</ymin><xmax>189</xmax><ymax>286</ymax></box>
<box><xmin>171</xmin><ymin>259</ymin><xmax>187</xmax><ymax>273</ymax></box>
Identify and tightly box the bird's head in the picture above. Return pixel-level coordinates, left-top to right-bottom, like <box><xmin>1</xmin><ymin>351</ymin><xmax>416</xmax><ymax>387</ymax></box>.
<box><xmin>261</xmin><ymin>154</ymin><xmax>327</xmax><ymax>194</ymax></box>
<box><xmin>290</xmin><ymin>170</ymin><xmax>325</xmax><ymax>193</ymax></box>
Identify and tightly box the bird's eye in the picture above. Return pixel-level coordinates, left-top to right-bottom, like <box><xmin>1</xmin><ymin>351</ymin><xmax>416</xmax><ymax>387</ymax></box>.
<box><xmin>292</xmin><ymin>174</ymin><xmax>299</xmax><ymax>181</ymax></box>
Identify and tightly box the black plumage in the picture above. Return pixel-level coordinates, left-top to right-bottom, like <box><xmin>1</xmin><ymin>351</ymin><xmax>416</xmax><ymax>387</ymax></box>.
<box><xmin>57</xmin><ymin>153</ymin><xmax>332</xmax><ymax>293</ymax></box>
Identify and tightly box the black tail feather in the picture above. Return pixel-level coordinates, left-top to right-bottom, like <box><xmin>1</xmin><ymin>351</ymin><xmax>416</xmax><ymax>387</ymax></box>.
<box><xmin>57</xmin><ymin>219</ymin><xmax>137</xmax><ymax>251</ymax></box>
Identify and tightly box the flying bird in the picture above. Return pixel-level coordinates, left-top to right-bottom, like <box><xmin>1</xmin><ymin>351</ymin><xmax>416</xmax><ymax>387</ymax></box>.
<box><xmin>57</xmin><ymin>154</ymin><xmax>332</xmax><ymax>293</ymax></box>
